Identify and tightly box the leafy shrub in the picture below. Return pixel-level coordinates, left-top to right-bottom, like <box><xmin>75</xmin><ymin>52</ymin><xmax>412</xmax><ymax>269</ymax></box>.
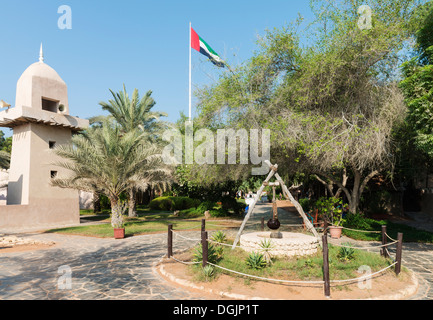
<box><xmin>299</xmin><ymin>198</ymin><xmax>312</xmax><ymax>213</ymax></box>
<box><xmin>193</xmin><ymin>242</ymin><xmax>221</xmax><ymax>264</ymax></box>
<box><xmin>211</xmin><ymin>230</ymin><xmax>227</xmax><ymax>244</ymax></box>
<box><xmin>316</xmin><ymin>197</ymin><xmax>345</xmax><ymax>226</ymax></box>
<box><xmin>211</xmin><ymin>231</ymin><xmax>227</xmax><ymax>260</ymax></box>
<box><xmin>209</xmin><ymin>208</ymin><xmax>228</xmax><ymax>217</ymax></box>
<box><xmin>344</xmin><ymin>212</ymin><xmax>371</xmax><ymax>230</ymax></box>
<box><xmin>221</xmin><ymin>195</ymin><xmax>239</xmax><ymax>213</ymax></box>
<box><xmin>337</xmin><ymin>245</ymin><xmax>356</xmax><ymax>262</ymax></box>
<box><xmin>149</xmin><ymin>197</ymin><xmax>175</xmax><ymax>211</ymax></box>
<box><xmin>177</xmin><ymin>207</ymin><xmax>202</xmax><ymax>218</ymax></box>
<box><xmin>259</xmin><ymin>238</ymin><xmax>274</xmax><ymax>265</ymax></box>
<box><xmin>197</xmin><ymin>201</ymin><xmax>217</xmax><ymax>213</ymax></box>
<box><xmin>202</xmin><ymin>265</ymin><xmax>215</xmax><ymax>282</ymax></box>
<box><xmin>221</xmin><ymin>195</ymin><xmax>247</xmax><ymax>215</ymax></box>
<box><xmin>245</xmin><ymin>252</ymin><xmax>267</xmax><ymax>270</ymax></box>
<box><xmin>178</xmin><ymin>197</ymin><xmax>200</xmax><ymax>210</ymax></box>
<box><xmin>149</xmin><ymin>196</ymin><xmax>199</xmax><ymax>211</ymax></box>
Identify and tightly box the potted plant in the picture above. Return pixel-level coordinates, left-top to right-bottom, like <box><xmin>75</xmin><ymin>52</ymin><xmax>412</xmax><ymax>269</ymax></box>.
<box><xmin>113</xmin><ymin>225</ymin><xmax>125</xmax><ymax>239</ymax></box>
<box><xmin>316</xmin><ymin>197</ymin><xmax>344</xmax><ymax>239</ymax></box>
<box><xmin>112</xmin><ymin>201</ymin><xmax>127</xmax><ymax>239</ymax></box>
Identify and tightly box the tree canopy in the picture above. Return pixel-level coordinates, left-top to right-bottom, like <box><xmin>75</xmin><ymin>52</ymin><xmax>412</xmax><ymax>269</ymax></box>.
<box><xmin>192</xmin><ymin>0</ymin><xmax>428</xmax><ymax>213</ymax></box>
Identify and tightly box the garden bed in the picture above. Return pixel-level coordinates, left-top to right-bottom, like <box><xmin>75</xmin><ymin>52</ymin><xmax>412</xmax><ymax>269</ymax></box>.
<box><xmin>158</xmin><ymin>257</ymin><xmax>417</xmax><ymax>300</ymax></box>
<box><xmin>157</xmin><ymin>235</ymin><xmax>418</xmax><ymax>300</ymax></box>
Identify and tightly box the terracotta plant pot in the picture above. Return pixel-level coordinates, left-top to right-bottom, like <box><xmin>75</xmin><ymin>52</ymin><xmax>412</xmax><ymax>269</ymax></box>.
<box><xmin>114</xmin><ymin>228</ymin><xmax>125</xmax><ymax>239</ymax></box>
<box><xmin>329</xmin><ymin>226</ymin><xmax>343</xmax><ymax>239</ymax></box>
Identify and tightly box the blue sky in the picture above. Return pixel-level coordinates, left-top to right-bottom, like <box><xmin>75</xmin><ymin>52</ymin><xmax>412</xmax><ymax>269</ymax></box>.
<box><xmin>0</xmin><ymin>0</ymin><xmax>315</xmax><ymax>136</ymax></box>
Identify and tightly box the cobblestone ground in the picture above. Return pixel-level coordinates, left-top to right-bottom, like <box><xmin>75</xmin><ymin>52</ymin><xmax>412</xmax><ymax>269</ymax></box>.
<box><xmin>0</xmin><ymin>232</ymin><xmax>204</xmax><ymax>300</ymax></box>
<box><xmin>1</xmin><ymin>204</ymin><xmax>433</xmax><ymax>300</ymax></box>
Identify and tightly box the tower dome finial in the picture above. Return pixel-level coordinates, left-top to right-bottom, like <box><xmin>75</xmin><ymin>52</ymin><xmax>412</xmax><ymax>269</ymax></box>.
<box><xmin>39</xmin><ymin>43</ymin><xmax>44</xmax><ymax>63</ymax></box>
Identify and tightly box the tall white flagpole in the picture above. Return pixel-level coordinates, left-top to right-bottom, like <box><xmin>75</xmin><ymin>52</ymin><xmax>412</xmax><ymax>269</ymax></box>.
<box><xmin>185</xmin><ymin>22</ymin><xmax>194</xmax><ymax>165</ymax></box>
<box><xmin>189</xmin><ymin>22</ymin><xmax>192</xmax><ymax>121</ymax></box>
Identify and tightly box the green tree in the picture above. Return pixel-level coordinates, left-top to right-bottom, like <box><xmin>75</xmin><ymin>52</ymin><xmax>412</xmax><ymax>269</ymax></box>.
<box><xmin>0</xmin><ymin>151</ymin><xmax>9</xmax><ymax>170</ymax></box>
<box><xmin>195</xmin><ymin>0</ymin><xmax>424</xmax><ymax>214</ymax></box>
<box><xmin>400</xmin><ymin>2</ymin><xmax>433</xmax><ymax>159</ymax></box>
<box><xmin>97</xmin><ymin>85</ymin><xmax>170</xmax><ymax>216</ymax></box>
<box><xmin>0</xmin><ymin>130</ymin><xmax>11</xmax><ymax>169</ymax></box>
<box><xmin>51</xmin><ymin>121</ymin><xmax>171</xmax><ymax>228</ymax></box>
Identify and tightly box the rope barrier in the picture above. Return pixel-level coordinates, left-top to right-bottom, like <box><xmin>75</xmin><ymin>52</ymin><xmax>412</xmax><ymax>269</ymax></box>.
<box><xmin>385</xmin><ymin>232</ymin><xmax>398</xmax><ymax>242</ymax></box>
<box><xmin>339</xmin><ymin>226</ymin><xmax>381</xmax><ymax>233</ymax></box>
<box><xmin>329</xmin><ymin>240</ymin><xmax>398</xmax><ymax>250</ymax></box>
<box><xmin>329</xmin><ymin>262</ymin><xmax>398</xmax><ymax>284</ymax></box>
<box><xmin>206</xmin><ymin>261</ymin><xmax>397</xmax><ymax>285</ymax></box>
<box><xmin>206</xmin><ymin>262</ymin><xmax>325</xmax><ymax>284</ymax></box>
<box><xmin>385</xmin><ymin>247</ymin><xmax>396</xmax><ymax>262</ymax></box>
<box><xmin>167</xmin><ymin>221</ymin><xmax>403</xmax><ymax>292</ymax></box>
<box><xmin>170</xmin><ymin>256</ymin><xmax>201</xmax><ymax>265</ymax></box>
<box><xmin>171</xmin><ymin>230</ymin><xmax>201</xmax><ymax>242</ymax></box>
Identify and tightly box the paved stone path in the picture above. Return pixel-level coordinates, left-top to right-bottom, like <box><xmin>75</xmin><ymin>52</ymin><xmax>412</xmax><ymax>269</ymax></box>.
<box><xmin>0</xmin><ymin>203</ymin><xmax>432</xmax><ymax>300</ymax></box>
<box><xmin>0</xmin><ymin>232</ymin><xmax>204</xmax><ymax>300</ymax></box>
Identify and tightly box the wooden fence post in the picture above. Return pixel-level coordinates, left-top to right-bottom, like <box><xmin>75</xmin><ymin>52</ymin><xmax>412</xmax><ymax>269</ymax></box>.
<box><xmin>261</xmin><ymin>217</ymin><xmax>265</xmax><ymax>232</ymax></box>
<box><xmin>381</xmin><ymin>226</ymin><xmax>388</xmax><ymax>258</ymax></box>
<box><xmin>322</xmin><ymin>235</ymin><xmax>331</xmax><ymax>298</ymax></box>
<box><xmin>395</xmin><ymin>233</ymin><xmax>403</xmax><ymax>276</ymax></box>
<box><xmin>201</xmin><ymin>231</ymin><xmax>208</xmax><ymax>268</ymax></box>
<box><xmin>167</xmin><ymin>224</ymin><xmax>173</xmax><ymax>258</ymax></box>
<box><xmin>201</xmin><ymin>219</ymin><xmax>206</xmax><ymax>232</ymax></box>
<box><xmin>324</xmin><ymin>220</ymin><xmax>328</xmax><ymax>236</ymax></box>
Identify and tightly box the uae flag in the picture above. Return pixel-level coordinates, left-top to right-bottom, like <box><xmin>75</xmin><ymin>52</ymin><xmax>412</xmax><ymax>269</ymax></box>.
<box><xmin>191</xmin><ymin>27</ymin><xmax>226</xmax><ymax>68</ymax></box>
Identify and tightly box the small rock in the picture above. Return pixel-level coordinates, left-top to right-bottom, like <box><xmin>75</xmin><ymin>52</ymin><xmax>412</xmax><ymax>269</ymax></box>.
<box><xmin>204</xmin><ymin>211</ymin><xmax>211</xmax><ymax>219</ymax></box>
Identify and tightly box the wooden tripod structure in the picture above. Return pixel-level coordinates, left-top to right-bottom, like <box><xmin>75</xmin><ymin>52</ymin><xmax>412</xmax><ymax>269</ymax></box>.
<box><xmin>231</xmin><ymin>160</ymin><xmax>320</xmax><ymax>249</ymax></box>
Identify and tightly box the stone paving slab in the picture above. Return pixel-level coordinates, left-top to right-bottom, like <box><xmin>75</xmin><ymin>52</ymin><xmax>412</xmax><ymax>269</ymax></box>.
<box><xmin>1</xmin><ymin>204</ymin><xmax>433</xmax><ymax>300</ymax></box>
<box><xmin>0</xmin><ymin>232</ymin><xmax>206</xmax><ymax>300</ymax></box>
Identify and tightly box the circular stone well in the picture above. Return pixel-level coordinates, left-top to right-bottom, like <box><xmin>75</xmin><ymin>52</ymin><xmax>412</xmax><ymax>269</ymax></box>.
<box><xmin>240</xmin><ymin>232</ymin><xmax>319</xmax><ymax>257</ymax></box>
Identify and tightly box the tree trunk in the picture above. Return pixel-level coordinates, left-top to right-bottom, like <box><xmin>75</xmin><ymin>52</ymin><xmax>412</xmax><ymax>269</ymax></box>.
<box><xmin>348</xmin><ymin>169</ymin><xmax>361</xmax><ymax>214</ymax></box>
<box><xmin>110</xmin><ymin>196</ymin><xmax>125</xmax><ymax>228</ymax></box>
<box><xmin>93</xmin><ymin>192</ymin><xmax>101</xmax><ymax>213</ymax></box>
<box><xmin>317</xmin><ymin>167</ymin><xmax>379</xmax><ymax>215</ymax></box>
<box><xmin>128</xmin><ymin>188</ymin><xmax>137</xmax><ymax>217</ymax></box>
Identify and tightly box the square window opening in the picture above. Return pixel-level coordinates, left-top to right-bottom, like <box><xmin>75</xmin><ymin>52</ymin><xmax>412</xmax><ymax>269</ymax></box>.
<box><xmin>42</xmin><ymin>98</ymin><xmax>59</xmax><ymax>113</ymax></box>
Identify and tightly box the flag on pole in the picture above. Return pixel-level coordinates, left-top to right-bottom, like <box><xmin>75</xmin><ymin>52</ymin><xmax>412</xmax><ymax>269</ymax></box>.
<box><xmin>191</xmin><ymin>27</ymin><xmax>226</xmax><ymax>68</ymax></box>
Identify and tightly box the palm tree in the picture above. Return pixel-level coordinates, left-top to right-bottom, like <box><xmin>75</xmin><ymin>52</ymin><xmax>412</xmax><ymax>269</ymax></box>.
<box><xmin>0</xmin><ymin>151</ymin><xmax>10</xmax><ymax>170</ymax></box>
<box><xmin>97</xmin><ymin>85</ymin><xmax>170</xmax><ymax>217</ymax></box>
<box><xmin>51</xmin><ymin>121</ymin><xmax>171</xmax><ymax>229</ymax></box>
<box><xmin>99</xmin><ymin>84</ymin><xmax>168</xmax><ymax>140</ymax></box>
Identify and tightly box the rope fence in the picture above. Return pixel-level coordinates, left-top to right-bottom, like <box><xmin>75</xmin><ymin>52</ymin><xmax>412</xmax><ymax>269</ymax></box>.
<box><xmin>166</xmin><ymin>219</ymin><xmax>404</xmax><ymax>298</ymax></box>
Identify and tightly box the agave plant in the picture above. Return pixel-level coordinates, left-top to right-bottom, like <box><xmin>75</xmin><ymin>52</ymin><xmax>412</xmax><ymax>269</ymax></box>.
<box><xmin>211</xmin><ymin>231</ymin><xmax>227</xmax><ymax>244</ymax></box>
<box><xmin>210</xmin><ymin>230</ymin><xmax>227</xmax><ymax>260</ymax></box>
<box><xmin>259</xmin><ymin>238</ymin><xmax>275</xmax><ymax>265</ymax></box>
<box><xmin>202</xmin><ymin>265</ymin><xmax>215</xmax><ymax>282</ymax></box>
<box><xmin>337</xmin><ymin>244</ymin><xmax>356</xmax><ymax>262</ymax></box>
<box><xmin>245</xmin><ymin>252</ymin><xmax>267</xmax><ymax>270</ymax></box>
<box><xmin>193</xmin><ymin>242</ymin><xmax>221</xmax><ymax>264</ymax></box>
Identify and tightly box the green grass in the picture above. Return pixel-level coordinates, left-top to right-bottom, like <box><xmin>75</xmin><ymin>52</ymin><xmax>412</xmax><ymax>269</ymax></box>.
<box><xmin>80</xmin><ymin>209</ymin><xmax>111</xmax><ymax>216</ymax></box>
<box><xmin>342</xmin><ymin>219</ymin><xmax>433</xmax><ymax>243</ymax></box>
<box><xmin>46</xmin><ymin>214</ymin><xmax>237</xmax><ymax>238</ymax></box>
